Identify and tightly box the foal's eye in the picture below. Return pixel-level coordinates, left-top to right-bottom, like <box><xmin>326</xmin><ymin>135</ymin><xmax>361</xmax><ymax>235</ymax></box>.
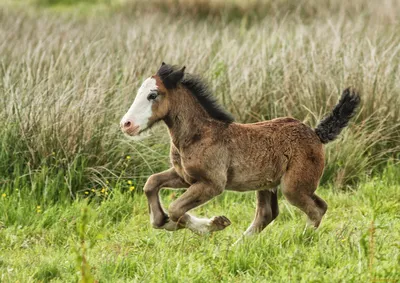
<box><xmin>147</xmin><ymin>92</ymin><xmax>158</xmax><ymax>101</ymax></box>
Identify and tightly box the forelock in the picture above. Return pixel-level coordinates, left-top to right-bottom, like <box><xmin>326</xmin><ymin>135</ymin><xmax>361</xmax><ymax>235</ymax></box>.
<box><xmin>156</xmin><ymin>64</ymin><xmax>178</xmax><ymax>81</ymax></box>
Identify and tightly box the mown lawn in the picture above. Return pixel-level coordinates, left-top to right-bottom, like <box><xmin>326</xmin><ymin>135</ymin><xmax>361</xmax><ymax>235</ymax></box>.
<box><xmin>1</xmin><ymin>166</ymin><xmax>399</xmax><ymax>282</ymax></box>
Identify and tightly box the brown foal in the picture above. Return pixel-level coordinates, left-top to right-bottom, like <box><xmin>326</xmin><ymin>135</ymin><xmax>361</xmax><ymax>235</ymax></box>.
<box><xmin>120</xmin><ymin>63</ymin><xmax>360</xmax><ymax>237</ymax></box>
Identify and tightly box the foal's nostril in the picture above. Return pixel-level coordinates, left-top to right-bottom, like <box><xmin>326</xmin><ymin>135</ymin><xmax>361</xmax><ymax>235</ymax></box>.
<box><xmin>124</xmin><ymin>121</ymin><xmax>132</xmax><ymax>129</ymax></box>
<box><xmin>121</xmin><ymin>119</ymin><xmax>139</xmax><ymax>135</ymax></box>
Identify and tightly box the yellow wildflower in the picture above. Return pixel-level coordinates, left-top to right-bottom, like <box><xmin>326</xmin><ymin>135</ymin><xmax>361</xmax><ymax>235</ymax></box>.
<box><xmin>101</xmin><ymin>188</ymin><xmax>105</xmax><ymax>193</ymax></box>
<box><xmin>37</xmin><ymin>206</ymin><xmax>41</xmax><ymax>209</ymax></box>
<box><xmin>126</xmin><ymin>155</ymin><xmax>131</xmax><ymax>160</ymax></box>
<box><xmin>2</xmin><ymin>193</ymin><xmax>6</xmax><ymax>198</ymax></box>
<box><xmin>105</xmin><ymin>192</ymin><xmax>108</xmax><ymax>196</ymax></box>
<box><xmin>129</xmin><ymin>186</ymin><xmax>135</xmax><ymax>191</ymax></box>
<box><xmin>85</xmin><ymin>191</ymin><xmax>89</xmax><ymax>195</ymax></box>
<box><xmin>127</xmin><ymin>180</ymin><xmax>133</xmax><ymax>185</ymax></box>
<box><xmin>91</xmin><ymin>189</ymin><xmax>95</xmax><ymax>192</ymax></box>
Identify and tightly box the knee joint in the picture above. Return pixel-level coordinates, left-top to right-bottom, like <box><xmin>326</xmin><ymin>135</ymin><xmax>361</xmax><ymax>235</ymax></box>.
<box><xmin>143</xmin><ymin>176</ymin><xmax>160</xmax><ymax>196</ymax></box>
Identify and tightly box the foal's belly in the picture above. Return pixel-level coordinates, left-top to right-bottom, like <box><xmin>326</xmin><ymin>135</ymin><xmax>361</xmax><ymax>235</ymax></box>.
<box><xmin>226</xmin><ymin>175</ymin><xmax>281</xmax><ymax>192</ymax></box>
<box><xmin>172</xmin><ymin>148</ymin><xmax>286</xmax><ymax>191</ymax></box>
<box><xmin>224</xmin><ymin>157</ymin><xmax>286</xmax><ymax>191</ymax></box>
<box><xmin>226</xmin><ymin>168</ymin><xmax>283</xmax><ymax>192</ymax></box>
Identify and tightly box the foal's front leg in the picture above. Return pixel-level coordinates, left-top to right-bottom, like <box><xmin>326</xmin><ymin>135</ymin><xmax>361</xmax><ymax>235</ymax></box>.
<box><xmin>168</xmin><ymin>182</ymin><xmax>231</xmax><ymax>234</ymax></box>
<box><xmin>143</xmin><ymin>168</ymin><xmax>189</xmax><ymax>230</ymax></box>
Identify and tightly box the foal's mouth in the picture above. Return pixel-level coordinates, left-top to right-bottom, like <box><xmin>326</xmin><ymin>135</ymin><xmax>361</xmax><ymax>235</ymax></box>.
<box><xmin>122</xmin><ymin>125</ymin><xmax>152</xmax><ymax>141</ymax></box>
<box><xmin>122</xmin><ymin>124</ymin><xmax>140</xmax><ymax>136</ymax></box>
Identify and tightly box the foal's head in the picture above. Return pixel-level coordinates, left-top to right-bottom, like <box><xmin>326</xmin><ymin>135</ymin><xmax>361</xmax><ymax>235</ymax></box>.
<box><xmin>120</xmin><ymin>62</ymin><xmax>185</xmax><ymax>136</ymax></box>
<box><xmin>120</xmin><ymin>62</ymin><xmax>234</xmax><ymax>137</ymax></box>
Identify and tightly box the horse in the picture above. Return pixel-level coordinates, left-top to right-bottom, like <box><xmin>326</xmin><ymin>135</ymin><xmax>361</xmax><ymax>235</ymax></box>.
<box><xmin>120</xmin><ymin>62</ymin><xmax>360</xmax><ymax>237</ymax></box>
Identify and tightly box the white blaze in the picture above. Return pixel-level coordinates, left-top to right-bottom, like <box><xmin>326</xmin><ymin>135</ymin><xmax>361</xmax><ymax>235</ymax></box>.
<box><xmin>121</xmin><ymin>77</ymin><xmax>158</xmax><ymax>130</ymax></box>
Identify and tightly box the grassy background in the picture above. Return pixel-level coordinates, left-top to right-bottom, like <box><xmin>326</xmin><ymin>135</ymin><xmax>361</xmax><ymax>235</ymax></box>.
<box><xmin>0</xmin><ymin>0</ymin><xmax>399</xmax><ymax>281</ymax></box>
<box><xmin>1</xmin><ymin>0</ymin><xmax>399</xmax><ymax>201</ymax></box>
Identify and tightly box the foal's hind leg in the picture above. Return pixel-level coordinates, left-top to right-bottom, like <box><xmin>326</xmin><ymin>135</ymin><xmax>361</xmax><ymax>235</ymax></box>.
<box><xmin>281</xmin><ymin>168</ymin><xmax>327</xmax><ymax>228</ymax></box>
<box><xmin>244</xmin><ymin>189</ymin><xmax>279</xmax><ymax>236</ymax></box>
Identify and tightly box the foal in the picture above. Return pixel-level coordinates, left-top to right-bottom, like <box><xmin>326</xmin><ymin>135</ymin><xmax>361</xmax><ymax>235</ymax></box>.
<box><xmin>120</xmin><ymin>63</ymin><xmax>360</xmax><ymax>236</ymax></box>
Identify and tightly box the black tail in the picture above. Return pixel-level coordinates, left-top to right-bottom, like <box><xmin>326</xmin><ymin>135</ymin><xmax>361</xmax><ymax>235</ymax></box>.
<box><xmin>315</xmin><ymin>88</ymin><xmax>361</xmax><ymax>144</ymax></box>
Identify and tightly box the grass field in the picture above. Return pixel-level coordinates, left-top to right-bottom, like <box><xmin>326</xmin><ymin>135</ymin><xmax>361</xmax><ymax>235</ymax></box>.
<box><xmin>1</xmin><ymin>166</ymin><xmax>399</xmax><ymax>282</ymax></box>
<box><xmin>0</xmin><ymin>0</ymin><xmax>399</xmax><ymax>281</ymax></box>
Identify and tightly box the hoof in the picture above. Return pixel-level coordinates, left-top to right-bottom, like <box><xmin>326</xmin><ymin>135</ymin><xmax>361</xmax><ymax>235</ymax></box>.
<box><xmin>209</xmin><ymin>216</ymin><xmax>231</xmax><ymax>232</ymax></box>
<box><xmin>305</xmin><ymin>218</ymin><xmax>320</xmax><ymax>229</ymax></box>
<box><xmin>151</xmin><ymin>213</ymin><xmax>169</xmax><ymax>229</ymax></box>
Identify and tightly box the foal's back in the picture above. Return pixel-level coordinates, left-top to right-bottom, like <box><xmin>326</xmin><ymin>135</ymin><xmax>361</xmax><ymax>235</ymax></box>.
<box><xmin>224</xmin><ymin>117</ymin><xmax>324</xmax><ymax>191</ymax></box>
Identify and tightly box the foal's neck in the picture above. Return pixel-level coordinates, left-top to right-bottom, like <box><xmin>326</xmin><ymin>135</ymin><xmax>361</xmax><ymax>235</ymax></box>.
<box><xmin>163</xmin><ymin>88</ymin><xmax>211</xmax><ymax>149</ymax></box>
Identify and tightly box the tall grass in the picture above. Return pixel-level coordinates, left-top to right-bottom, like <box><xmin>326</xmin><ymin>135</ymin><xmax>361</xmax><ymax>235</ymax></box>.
<box><xmin>0</xmin><ymin>0</ymin><xmax>399</xmax><ymax>201</ymax></box>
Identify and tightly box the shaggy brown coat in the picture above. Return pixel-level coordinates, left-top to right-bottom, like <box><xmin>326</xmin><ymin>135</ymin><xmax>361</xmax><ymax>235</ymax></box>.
<box><xmin>127</xmin><ymin>63</ymin><xmax>360</xmax><ymax>236</ymax></box>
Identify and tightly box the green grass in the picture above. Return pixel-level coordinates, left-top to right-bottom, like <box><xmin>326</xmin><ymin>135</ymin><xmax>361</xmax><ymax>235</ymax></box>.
<box><xmin>1</xmin><ymin>166</ymin><xmax>399</xmax><ymax>282</ymax></box>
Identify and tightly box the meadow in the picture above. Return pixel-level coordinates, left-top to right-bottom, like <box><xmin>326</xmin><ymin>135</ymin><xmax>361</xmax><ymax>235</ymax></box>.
<box><xmin>0</xmin><ymin>0</ymin><xmax>399</xmax><ymax>281</ymax></box>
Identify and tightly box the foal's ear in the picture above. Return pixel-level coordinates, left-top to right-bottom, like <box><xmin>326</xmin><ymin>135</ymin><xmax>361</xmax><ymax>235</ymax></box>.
<box><xmin>164</xmin><ymin>66</ymin><xmax>185</xmax><ymax>89</ymax></box>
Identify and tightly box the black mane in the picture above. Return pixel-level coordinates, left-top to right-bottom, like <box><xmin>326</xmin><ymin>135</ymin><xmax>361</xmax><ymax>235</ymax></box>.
<box><xmin>157</xmin><ymin>64</ymin><xmax>234</xmax><ymax>124</ymax></box>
